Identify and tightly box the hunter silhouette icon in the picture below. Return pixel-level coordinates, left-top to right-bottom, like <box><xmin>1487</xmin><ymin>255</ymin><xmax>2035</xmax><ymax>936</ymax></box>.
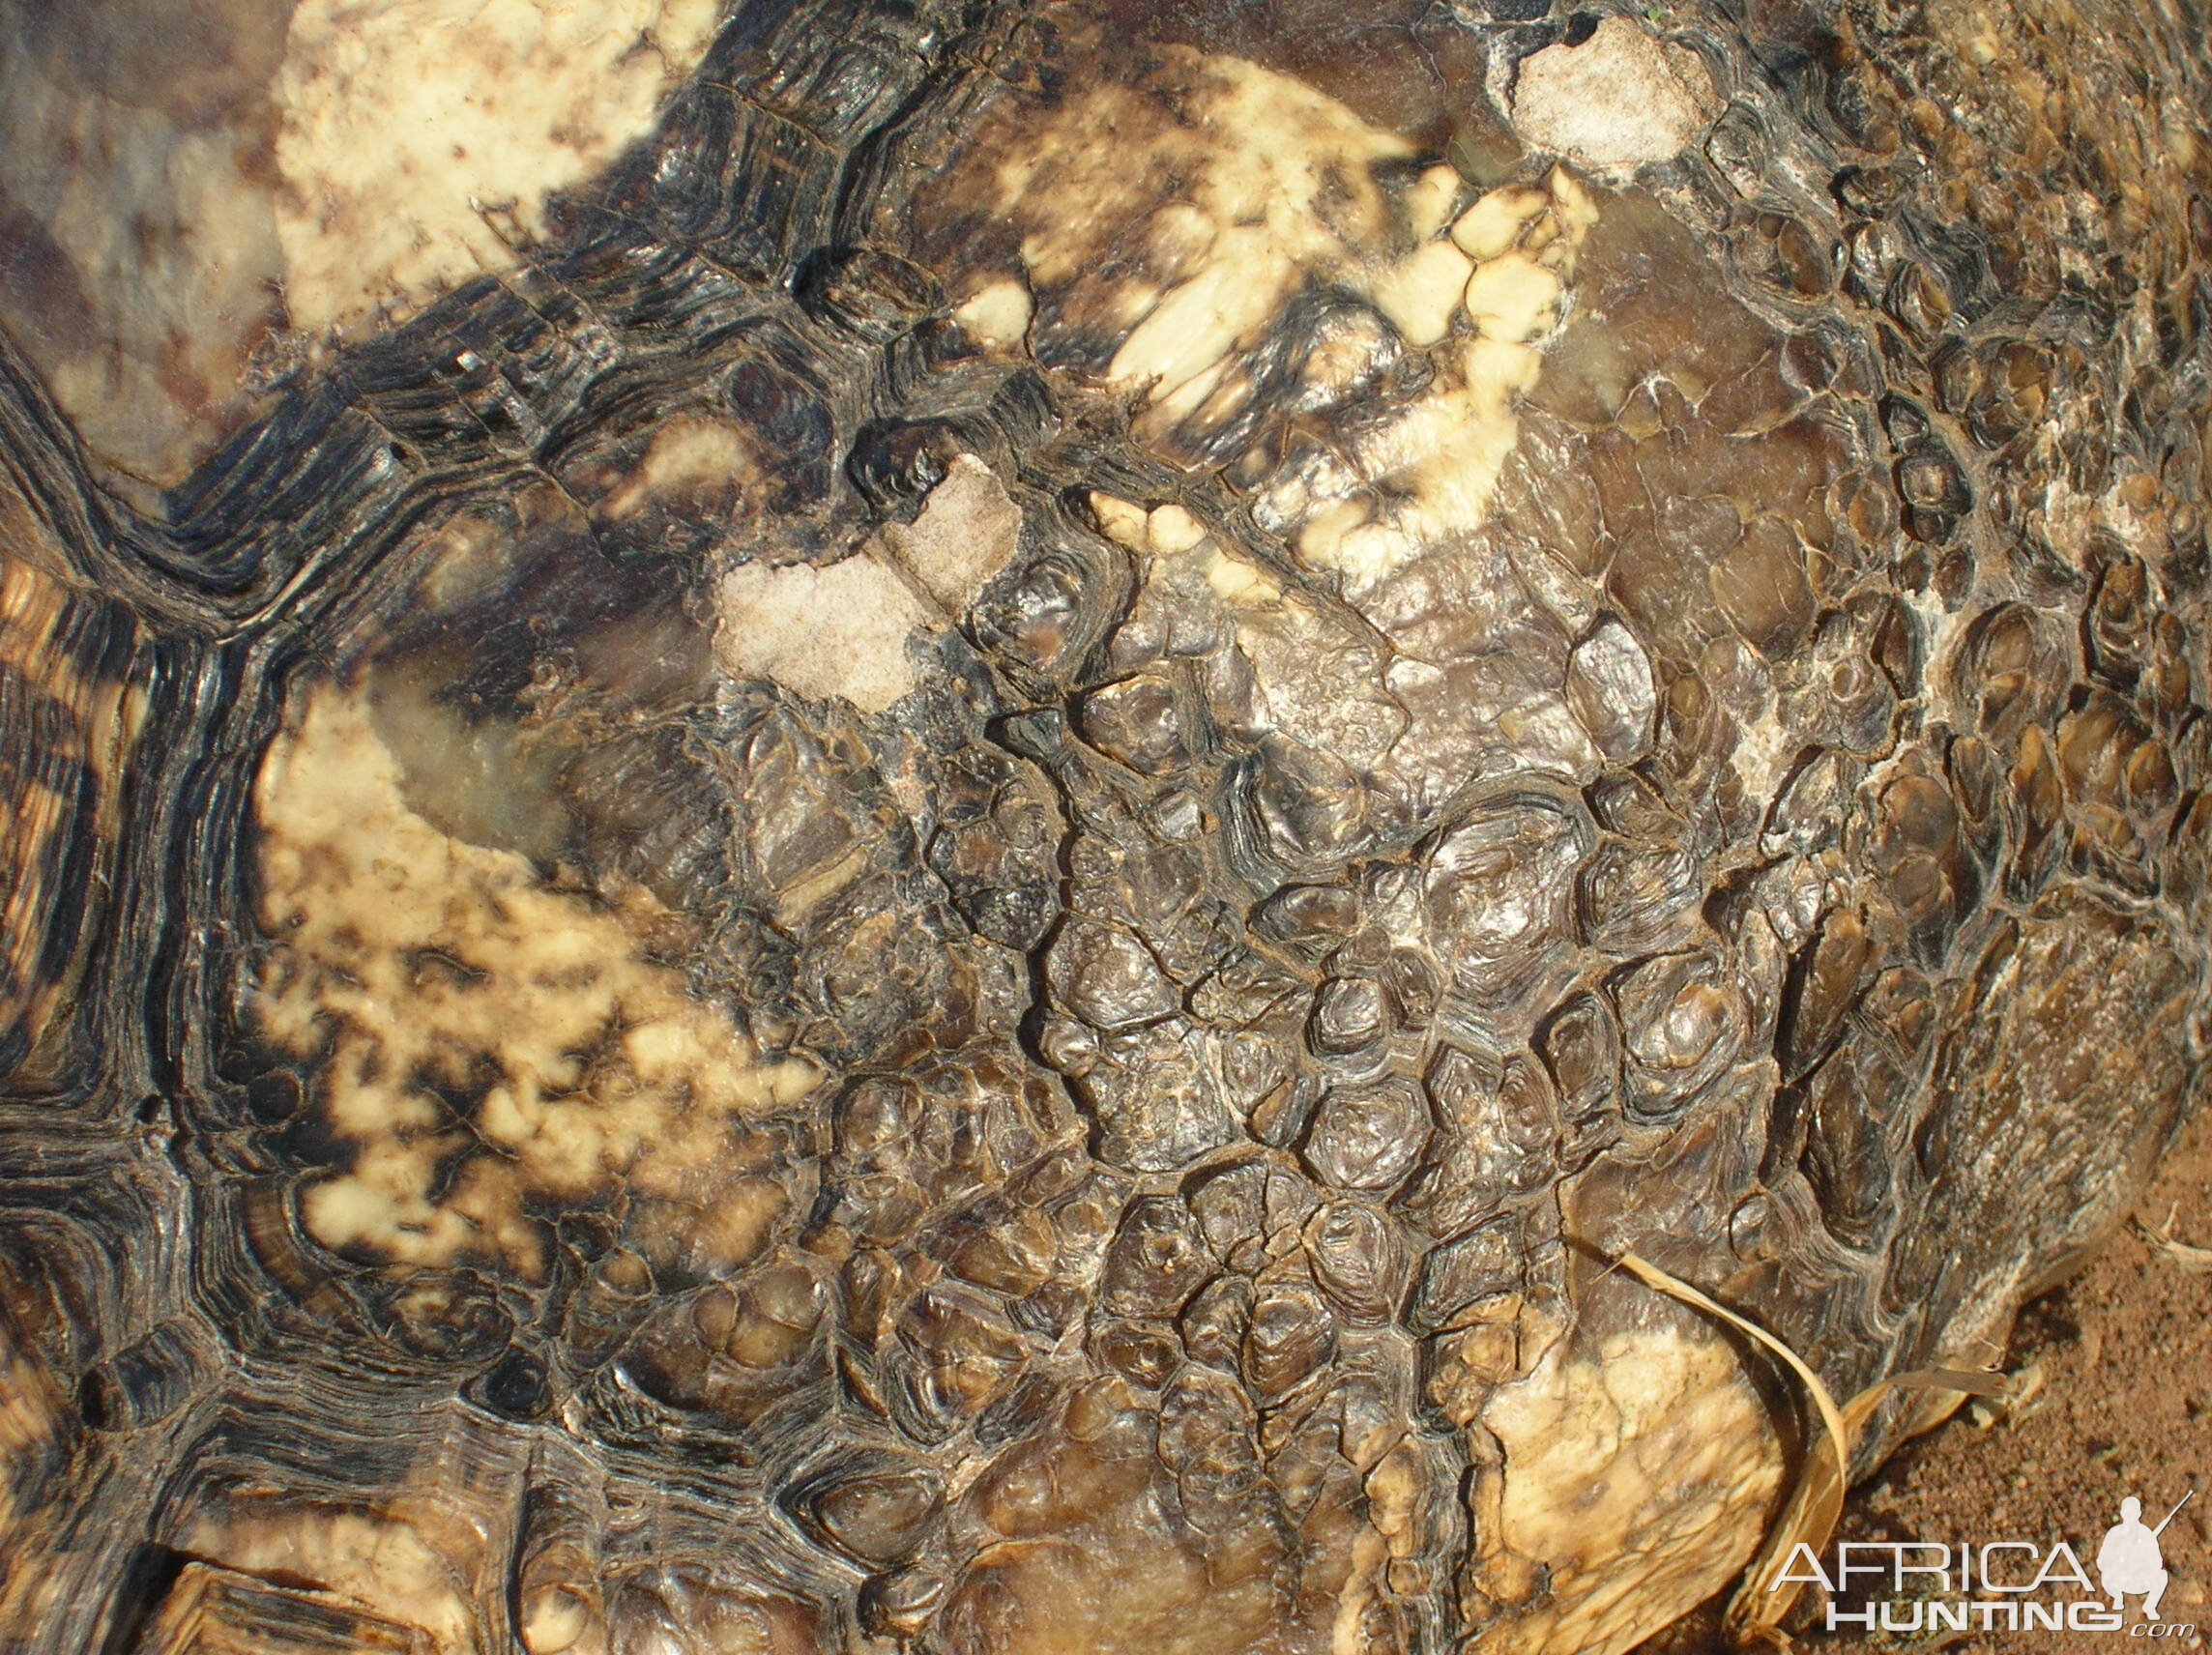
<box><xmin>2099</xmin><ymin>1492</ymin><xmax>2194</xmax><ymax>1619</ymax></box>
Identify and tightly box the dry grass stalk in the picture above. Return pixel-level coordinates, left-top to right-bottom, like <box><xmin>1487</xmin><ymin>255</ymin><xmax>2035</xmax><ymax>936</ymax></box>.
<box><xmin>2135</xmin><ymin>1203</ymin><xmax>2212</xmax><ymax>1273</ymax></box>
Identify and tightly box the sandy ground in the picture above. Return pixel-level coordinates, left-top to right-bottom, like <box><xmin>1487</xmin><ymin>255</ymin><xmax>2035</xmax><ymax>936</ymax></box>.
<box><xmin>1639</xmin><ymin>1097</ymin><xmax>2212</xmax><ymax>1654</ymax></box>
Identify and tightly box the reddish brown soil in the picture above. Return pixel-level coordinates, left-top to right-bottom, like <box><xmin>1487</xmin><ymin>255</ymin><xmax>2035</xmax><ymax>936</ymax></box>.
<box><xmin>1641</xmin><ymin>1097</ymin><xmax>2212</xmax><ymax>1655</ymax></box>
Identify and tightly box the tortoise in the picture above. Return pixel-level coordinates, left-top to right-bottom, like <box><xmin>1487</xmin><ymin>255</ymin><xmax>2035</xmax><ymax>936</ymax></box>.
<box><xmin>0</xmin><ymin>0</ymin><xmax>2206</xmax><ymax>1649</ymax></box>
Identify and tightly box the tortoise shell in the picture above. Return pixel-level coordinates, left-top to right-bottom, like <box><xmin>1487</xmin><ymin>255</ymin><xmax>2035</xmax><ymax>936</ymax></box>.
<box><xmin>0</xmin><ymin>0</ymin><xmax>2206</xmax><ymax>1650</ymax></box>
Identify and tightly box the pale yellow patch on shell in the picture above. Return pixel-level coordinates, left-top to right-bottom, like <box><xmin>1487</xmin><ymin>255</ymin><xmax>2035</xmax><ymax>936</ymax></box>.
<box><xmin>255</xmin><ymin>682</ymin><xmax>811</xmax><ymax>1277</ymax></box>
<box><xmin>1465</xmin><ymin>253</ymin><xmax>1563</xmax><ymax>343</ymax></box>
<box><xmin>1089</xmin><ymin>492</ymin><xmax>1151</xmax><ymax>551</ymax></box>
<box><xmin>1372</xmin><ymin>238</ymin><xmax>1479</xmax><ymax>348</ymax></box>
<box><xmin>955</xmin><ymin>276</ymin><xmax>1036</xmax><ymax>350</ymax></box>
<box><xmin>717</xmin><ymin>555</ymin><xmax>933</xmax><ymax>712</ymax></box>
<box><xmin>1452</xmin><ymin>186</ymin><xmax>1552</xmax><ymax>262</ymax></box>
<box><xmin>0</xmin><ymin>0</ymin><xmax>718</xmax><ymax>484</ymax></box>
<box><xmin>596</xmin><ymin>417</ymin><xmax>757</xmax><ymax>523</ymax></box>
<box><xmin>1329</xmin><ymin>1524</ymin><xmax>1394</xmax><ymax>1655</ymax></box>
<box><xmin>972</xmin><ymin>48</ymin><xmax>1608</xmax><ymax>599</ymax></box>
<box><xmin>878</xmin><ymin>453</ymin><xmax>1026</xmax><ymax>609</ymax></box>
<box><xmin>716</xmin><ymin>454</ymin><xmax>1022</xmax><ymax>711</ymax></box>
<box><xmin>1206</xmin><ymin>549</ymin><xmax>1283</xmax><ymax>605</ymax></box>
<box><xmin>1545</xmin><ymin>167</ymin><xmax>1604</xmax><ymax>274</ymax></box>
<box><xmin>988</xmin><ymin>50</ymin><xmax>1416</xmax><ymax>422</ymax></box>
<box><xmin>177</xmin><ymin>1503</ymin><xmax>478</xmax><ymax>1654</ymax></box>
<box><xmin>1509</xmin><ymin>17</ymin><xmax>1722</xmax><ymax>178</ymax></box>
<box><xmin>1406</xmin><ymin>162</ymin><xmax>1468</xmax><ymax>240</ymax></box>
<box><xmin>1294</xmin><ymin>337</ymin><xmax>1545</xmax><ymax>595</ymax></box>
<box><xmin>1146</xmin><ymin>504</ymin><xmax>1208</xmax><ymax>555</ymax></box>
<box><xmin>521</xmin><ymin>1583</ymin><xmax>596</xmax><ymax>1654</ymax></box>
<box><xmin>274</xmin><ymin>0</ymin><xmax>721</xmax><ymax>334</ymax></box>
<box><xmin>143</xmin><ymin>1563</ymin><xmax>447</xmax><ymax>1655</ymax></box>
<box><xmin>0</xmin><ymin>4</ymin><xmax>306</xmax><ymax>484</ymax></box>
<box><xmin>1474</xmin><ymin>1322</ymin><xmax>1786</xmax><ymax>1655</ymax></box>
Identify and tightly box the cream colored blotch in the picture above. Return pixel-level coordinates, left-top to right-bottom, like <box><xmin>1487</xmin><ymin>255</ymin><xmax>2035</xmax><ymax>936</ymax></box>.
<box><xmin>254</xmin><ymin>683</ymin><xmax>813</xmax><ymax>1278</ymax></box>
<box><xmin>972</xmin><ymin>48</ymin><xmax>1609</xmax><ymax>599</ymax></box>
<box><xmin>956</xmin><ymin>276</ymin><xmax>1036</xmax><ymax>350</ymax></box>
<box><xmin>716</xmin><ymin>556</ymin><xmax>934</xmax><ymax>712</ymax></box>
<box><xmin>177</xmin><ymin>1506</ymin><xmax>477</xmax><ymax>1654</ymax></box>
<box><xmin>1372</xmin><ymin>240</ymin><xmax>1478</xmax><ymax>348</ymax></box>
<box><xmin>1475</xmin><ymin>1324</ymin><xmax>1786</xmax><ymax>1655</ymax></box>
<box><xmin>1206</xmin><ymin>549</ymin><xmax>1282</xmax><ymax>605</ymax></box>
<box><xmin>989</xmin><ymin>51</ymin><xmax>1419</xmax><ymax>429</ymax></box>
<box><xmin>1509</xmin><ymin>17</ymin><xmax>1722</xmax><ymax>178</ymax></box>
<box><xmin>1464</xmin><ymin>254</ymin><xmax>1562</xmax><ymax>343</ymax></box>
<box><xmin>718</xmin><ymin>455</ymin><xmax>1025</xmax><ymax>711</ymax></box>
<box><xmin>1293</xmin><ymin>335</ymin><xmax>1546</xmax><ymax>592</ymax></box>
<box><xmin>1405</xmin><ymin>161</ymin><xmax>1467</xmax><ymax>239</ymax></box>
<box><xmin>1452</xmin><ymin>186</ymin><xmax>1551</xmax><ymax>262</ymax></box>
<box><xmin>877</xmin><ymin>454</ymin><xmax>1026</xmax><ymax>609</ymax></box>
<box><xmin>274</xmin><ymin>0</ymin><xmax>722</xmax><ymax>334</ymax></box>
<box><xmin>521</xmin><ymin>1584</ymin><xmax>597</xmax><ymax>1654</ymax></box>
<box><xmin>1146</xmin><ymin>504</ymin><xmax>1208</xmax><ymax>554</ymax></box>
<box><xmin>1090</xmin><ymin>493</ymin><xmax>1151</xmax><ymax>550</ymax></box>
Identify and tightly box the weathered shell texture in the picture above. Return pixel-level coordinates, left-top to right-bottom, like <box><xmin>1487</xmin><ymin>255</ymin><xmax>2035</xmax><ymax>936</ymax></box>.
<box><xmin>1</xmin><ymin>0</ymin><xmax>2209</xmax><ymax>1650</ymax></box>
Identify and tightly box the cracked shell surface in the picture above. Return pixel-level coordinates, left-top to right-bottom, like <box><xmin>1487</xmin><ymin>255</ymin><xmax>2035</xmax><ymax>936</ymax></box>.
<box><xmin>0</xmin><ymin>0</ymin><xmax>2208</xmax><ymax>1652</ymax></box>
